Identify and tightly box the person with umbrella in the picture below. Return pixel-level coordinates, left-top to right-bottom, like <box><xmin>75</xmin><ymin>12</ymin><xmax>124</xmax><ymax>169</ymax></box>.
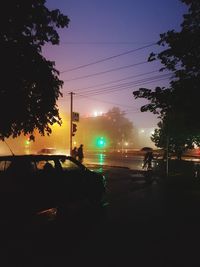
<box><xmin>142</xmin><ymin>150</ymin><xmax>154</xmax><ymax>170</ymax></box>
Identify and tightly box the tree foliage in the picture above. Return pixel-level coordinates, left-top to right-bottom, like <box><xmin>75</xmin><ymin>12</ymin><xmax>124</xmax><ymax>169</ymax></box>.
<box><xmin>0</xmin><ymin>0</ymin><xmax>69</xmax><ymax>140</ymax></box>
<box><xmin>104</xmin><ymin>107</ymin><xmax>134</xmax><ymax>147</ymax></box>
<box><xmin>77</xmin><ymin>107</ymin><xmax>135</xmax><ymax>150</ymax></box>
<box><xmin>133</xmin><ymin>0</ymin><xmax>200</xmax><ymax>156</ymax></box>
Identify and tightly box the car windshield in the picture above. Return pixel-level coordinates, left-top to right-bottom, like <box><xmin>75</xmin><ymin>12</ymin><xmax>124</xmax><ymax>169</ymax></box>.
<box><xmin>59</xmin><ymin>158</ymin><xmax>82</xmax><ymax>171</ymax></box>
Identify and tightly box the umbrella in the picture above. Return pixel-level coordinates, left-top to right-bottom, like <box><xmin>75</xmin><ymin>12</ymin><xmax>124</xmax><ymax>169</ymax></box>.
<box><xmin>141</xmin><ymin>147</ymin><xmax>153</xmax><ymax>152</ymax></box>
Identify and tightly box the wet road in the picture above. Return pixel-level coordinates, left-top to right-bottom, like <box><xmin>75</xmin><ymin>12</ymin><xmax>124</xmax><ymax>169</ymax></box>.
<box><xmin>83</xmin><ymin>151</ymin><xmax>200</xmax><ymax>168</ymax></box>
<box><xmin>84</xmin><ymin>152</ymin><xmax>144</xmax><ymax>170</ymax></box>
<box><xmin>1</xmin><ymin>166</ymin><xmax>200</xmax><ymax>266</ymax></box>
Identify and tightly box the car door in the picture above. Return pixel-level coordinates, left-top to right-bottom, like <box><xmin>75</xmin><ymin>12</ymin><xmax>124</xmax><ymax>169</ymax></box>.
<box><xmin>59</xmin><ymin>158</ymin><xmax>87</xmax><ymax>201</ymax></box>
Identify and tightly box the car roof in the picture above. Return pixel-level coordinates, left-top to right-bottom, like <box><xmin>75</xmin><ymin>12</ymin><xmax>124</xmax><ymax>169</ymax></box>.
<box><xmin>0</xmin><ymin>154</ymin><xmax>70</xmax><ymax>161</ymax></box>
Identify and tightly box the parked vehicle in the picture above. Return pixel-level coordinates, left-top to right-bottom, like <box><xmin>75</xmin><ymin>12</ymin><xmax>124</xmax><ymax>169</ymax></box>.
<box><xmin>0</xmin><ymin>155</ymin><xmax>106</xmax><ymax>220</ymax></box>
<box><xmin>37</xmin><ymin>148</ymin><xmax>57</xmax><ymax>155</ymax></box>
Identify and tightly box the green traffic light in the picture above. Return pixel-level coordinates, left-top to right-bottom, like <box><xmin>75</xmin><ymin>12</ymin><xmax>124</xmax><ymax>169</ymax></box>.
<box><xmin>25</xmin><ymin>140</ymin><xmax>30</xmax><ymax>145</ymax></box>
<box><xmin>96</xmin><ymin>137</ymin><xmax>106</xmax><ymax>148</ymax></box>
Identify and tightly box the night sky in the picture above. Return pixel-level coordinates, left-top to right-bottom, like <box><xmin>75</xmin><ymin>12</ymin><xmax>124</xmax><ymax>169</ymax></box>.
<box><xmin>43</xmin><ymin>0</ymin><xmax>187</xmax><ymax>130</ymax></box>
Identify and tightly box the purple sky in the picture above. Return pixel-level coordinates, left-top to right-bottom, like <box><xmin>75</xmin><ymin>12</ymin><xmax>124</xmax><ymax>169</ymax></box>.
<box><xmin>43</xmin><ymin>0</ymin><xmax>187</xmax><ymax>129</ymax></box>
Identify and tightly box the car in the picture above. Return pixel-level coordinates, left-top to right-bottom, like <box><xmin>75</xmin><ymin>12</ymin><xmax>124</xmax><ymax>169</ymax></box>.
<box><xmin>37</xmin><ymin>148</ymin><xmax>57</xmax><ymax>155</ymax></box>
<box><xmin>0</xmin><ymin>154</ymin><xmax>106</xmax><ymax>220</ymax></box>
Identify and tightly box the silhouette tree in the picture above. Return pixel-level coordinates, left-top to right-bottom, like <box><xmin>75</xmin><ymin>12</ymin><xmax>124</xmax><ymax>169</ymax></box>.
<box><xmin>105</xmin><ymin>107</ymin><xmax>134</xmax><ymax>149</ymax></box>
<box><xmin>0</xmin><ymin>0</ymin><xmax>69</xmax><ymax>140</ymax></box>
<box><xmin>76</xmin><ymin>107</ymin><xmax>135</xmax><ymax>150</ymax></box>
<box><xmin>133</xmin><ymin>0</ymin><xmax>200</xmax><ymax>157</ymax></box>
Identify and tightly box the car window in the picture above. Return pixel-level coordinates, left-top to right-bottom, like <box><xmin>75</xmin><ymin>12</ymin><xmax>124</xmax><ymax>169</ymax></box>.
<box><xmin>10</xmin><ymin>160</ymin><xmax>35</xmax><ymax>173</ymax></box>
<box><xmin>0</xmin><ymin>160</ymin><xmax>12</xmax><ymax>171</ymax></box>
<box><xmin>59</xmin><ymin>159</ymin><xmax>80</xmax><ymax>171</ymax></box>
<box><xmin>36</xmin><ymin>160</ymin><xmax>55</xmax><ymax>171</ymax></box>
<box><xmin>1</xmin><ymin>159</ymin><xmax>36</xmax><ymax>175</ymax></box>
<box><xmin>25</xmin><ymin>161</ymin><xmax>36</xmax><ymax>172</ymax></box>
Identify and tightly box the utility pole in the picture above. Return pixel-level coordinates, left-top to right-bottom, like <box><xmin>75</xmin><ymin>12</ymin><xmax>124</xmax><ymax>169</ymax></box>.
<box><xmin>166</xmin><ymin>135</ymin><xmax>169</xmax><ymax>177</ymax></box>
<box><xmin>69</xmin><ymin>92</ymin><xmax>79</xmax><ymax>156</ymax></box>
<box><xmin>69</xmin><ymin>92</ymin><xmax>74</xmax><ymax>156</ymax></box>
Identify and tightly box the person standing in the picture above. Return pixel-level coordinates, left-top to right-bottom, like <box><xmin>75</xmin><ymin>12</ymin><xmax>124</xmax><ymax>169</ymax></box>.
<box><xmin>77</xmin><ymin>144</ymin><xmax>84</xmax><ymax>163</ymax></box>
<box><xmin>143</xmin><ymin>151</ymin><xmax>154</xmax><ymax>169</ymax></box>
<box><xmin>72</xmin><ymin>147</ymin><xmax>78</xmax><ymax>159</ymax></box>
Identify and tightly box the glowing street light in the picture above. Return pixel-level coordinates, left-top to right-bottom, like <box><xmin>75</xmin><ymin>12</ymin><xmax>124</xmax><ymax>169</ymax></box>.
<box><xmin>93</xmin><ymin>111</ymin><xmax>103</xmax><ymax>117</ymax></box>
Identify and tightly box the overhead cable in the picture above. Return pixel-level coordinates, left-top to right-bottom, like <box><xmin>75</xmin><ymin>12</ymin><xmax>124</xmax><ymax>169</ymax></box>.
<box><xmin>74</xmin><ymin>94</ymin><xmax>140</xmax><ymax>109</ymax></box>
<box><xmin>73</xmin><ymin>70</ymin><xmax>160</xmax><ymax>91</ymax></box>
<box><xmin>60</xmin><ymin>43</ymin><xmax>156</xmax><ymax>73</ymax></box>
<box><xmin>63</xmin><ymin>61</ymin><xmax>148</xmax><ymax>82</ymax></box>
<box><xmin>73</xmin><ymin>73</ymin><xmax>172</xmax><ymax>95</ymax></box>
<box><xmin>80</xmin><ymin>75</ymin><xmax>172</xmax><ymax>96</ymax></box>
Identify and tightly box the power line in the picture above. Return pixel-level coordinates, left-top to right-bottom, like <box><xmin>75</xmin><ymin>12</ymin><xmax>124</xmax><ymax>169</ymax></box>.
<box><xmin>61</xmin><ymin>74</ymin><xmax>171</xmax><ymax>108</ymax></box>
<box><xmin>59</xmin><ymin>91</ymin><xmax>139</xmax><ymax>109</ymax></box>
<box><xmin>74</xmin><ymin>93</ymin><xmax>140</xmax><ymax>109</ymax></box>
<box><xmin>60</xmin><ymin>41</ymin><xmax>155</xmax><ymax>45</ymax></box>
<box><xmin>59</xmin><ymin>95</ymin><xmax>138</xmax><ymax>111</ymax></box>
<box><xmin>58</xmin><ymin>93</ymin><xmax>142</xmax><ymax>117</ymax></box>
<box><xmin>63</xmin><ymin>61</ymin><xmax>148</xmax><ymax>82</ymax></box>
<box><xmin>73</xmin><ymin>70</ymin><xmax>160</xmax><ymax>91</ymax></box>
<box><xmin>60</xmin><ymin>43</ymin><xmax>156</xmax><ymax>73</ymax></box>
<box><xmin>74</xmin><ymin>73</ymin><xmax>172</xmax><ymax>96</ymax></box>
<box><xmin>87</xmin><ymin>76</ymin><xmax>170</xmax><ymax>96</ymax></box>
<box><xmin>59</xmin><ymin>93</ymin><xmax>139</xmax><ymax>109</ymax></box>
<box><xmin>85</xmin><ymin>76</ymin><xmax>170</xmax><ymax>96</ymax></box>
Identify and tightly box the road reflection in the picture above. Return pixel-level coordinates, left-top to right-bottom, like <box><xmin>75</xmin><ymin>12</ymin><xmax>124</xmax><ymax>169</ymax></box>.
<box><xmin>98</xmin><ymin>153</ymin><xmax>106</xmax><ymax>165</ymax></box>
<box><xmin>84</xmin><ymin>152</ymin><xmax>200</xmax><ymax>171</ymax></box>
<box><xmin>84</xmin><ymin>153</ymin><xmax>143</xmax><ymax>170</ymax></box>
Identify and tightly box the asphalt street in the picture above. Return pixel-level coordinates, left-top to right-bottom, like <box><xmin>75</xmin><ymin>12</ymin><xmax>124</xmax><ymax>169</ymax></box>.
<box><xmin>1</xmin><ymin>165</ymin><xmax>200</xmax><ymax>266</ymax></box>
<box><xmin>84</xmin><ymin>152</ymin><xmax>144</xmax><ymax>170</ymax></box>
